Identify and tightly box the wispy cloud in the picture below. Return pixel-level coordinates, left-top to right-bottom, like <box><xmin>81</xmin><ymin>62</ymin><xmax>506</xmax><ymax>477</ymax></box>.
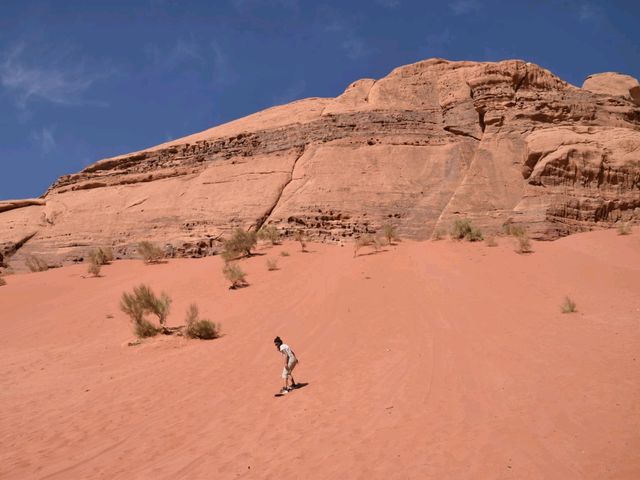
<box><xmin>578</xmin><ymin>2</ymin><xmax>604</xmax><ymax>22</ymax></box>
<box><xmin>449</xmin><ymin>0</ymin><xmax>481</xmax><ymax>15</ymax></box>
<box><xmin>146</xmin><ymin>36</ymin><xmax>204</xmax><ymax>70</ymax></box>
<box><xmin>375</xmin><ymin>0</ymin><xmax>400</xmax><ymax>7</ymax></box>
<box><xmin>0</xmin><ymin>43</ymin><xmax>107</xmax><ymax>108</ymax></box>
<box><xmin>232</xmin><ymin>0</ymin><xmax>299</xmax><ymax>11</ymax></box>
<box><xmin>30</xmin><ymin>126</ymin><xmax>56</xmax><ymax>154</ymax></box>
<box><xmin>211</xmin><ymin>41</ymin><xmax>236</xmax><ymax>88</ymax></box>
<box><xmin>323</xmin><ymin>18</ymin><xmax>369</xmax><ymax>60</ymax></box>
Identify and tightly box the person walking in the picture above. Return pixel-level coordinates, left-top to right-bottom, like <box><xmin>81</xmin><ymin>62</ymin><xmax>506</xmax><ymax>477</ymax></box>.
<box><xmin>274</xmin><ymin>336</ymin><xmax>298</xmax><ymax>394</ymax></box>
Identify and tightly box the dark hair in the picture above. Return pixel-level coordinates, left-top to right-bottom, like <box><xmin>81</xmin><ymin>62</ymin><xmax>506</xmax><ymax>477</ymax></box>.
<box><xmin>274</xmin><ymin>336</ymin><xmax>282</xmax><ymax>344</ymax></box>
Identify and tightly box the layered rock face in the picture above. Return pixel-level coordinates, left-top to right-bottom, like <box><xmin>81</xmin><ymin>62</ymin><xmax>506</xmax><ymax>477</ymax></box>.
<box><xmin>1</xmin><ymin>59</ymin><xmax>639</xmax><ymax>270</ymax></box>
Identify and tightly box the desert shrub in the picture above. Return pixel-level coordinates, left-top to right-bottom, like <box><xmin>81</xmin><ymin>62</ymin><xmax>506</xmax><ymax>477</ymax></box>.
<box><xmin>353</xmin><ymin>234</ymin><xmax>381</xmax><ymax>257</ymax></box>
<box><xmin>432</xmin><ymin>229</ymin><xmax>445</xmax><ymax>241</ymax></box>
<box><xmin>617</xmin><ymin>222</ymin><xmax>632</xmax><ymax>235</ymax></box>
<box><xmin>0</xmin><ymin>276</ymin><xmax>6</xmax><ymax>286</ymax></box>
<box><xmin>258</xmin><ymin>225</ymin><xmax>281</xmax><ymax>245</ymax></box>
<box><xmin>87</xmin><ymin>259</ymin><xmax>101</xmax><ymax>277</ymax></box>
<box><xmin>485</xmin><ymin>236</ymin><xmax>498</xmax><ymax>247</ymax></box>
<box><xmin>184</xmin><ymin>303</ymin><xmax>219</xmax><ymax>340</ymax></box>
<box><xmin>451</xmin><ymin>219</ymin><xmax>483</xmax><ymax>242</ymax></box>
<box><xmin>89</xmin><ymin>247</ymin><xmax>113</xmax><ymax>266</ymax></box>
<box><xmin>504</xmin><ymin>222</ymin><xmax>527</xmax><ymax>237</ymax></box>
<box><xmin>562</xmin><ymin>296</ymin><xmax>577</xmax><ymax>314</ymax></box>
<box><xmin>294</xmin><ymin>230</ymin><xmax>307</xmax><ymax>252</ymax></box>
<box><xmin>138</xmin><ymin>241</ymin><xmax>164</xmax><ymax>264</ymax></box>
<box><xmin>120</xmin><ymin>284</ymin><xmax>171</xmax><ymax>337</ymax></box>
<box><xmin>222</xmin><ymin>229</ymin><xmax>257</xmax><ymax>261</ymax></box>
<box><xmin>25</xmin><ymin>255</ymin><xmax>49</xmax><ymax>272</ymax></box>
<box><xmin>381</xmin><ymin>224</ymin><xmax>398</xmax><ymax>245</ymax></box>
<box><xmin>280</xmin><ymin>250</ymin><xmax>290</xmax><ymax>257</ymax></box>
<box><xmin>266</xmin><ymin>258</ymin><xmax>278</xmax><ymax>271</ymax></box>
<box><xmin>515</xmin><ymin>233</ymin><xmax>533</xmax><ymax>254</ymax></box>
<box><xmin>223</xmin><ymin>262</ymin><xmax>247</xmax><ymax>289</ymax></box>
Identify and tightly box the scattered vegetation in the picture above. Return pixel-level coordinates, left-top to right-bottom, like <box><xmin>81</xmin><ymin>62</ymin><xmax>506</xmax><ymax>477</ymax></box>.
<box><xmin>87</xmin><ymin>258</ymin><xmax>101</xmax><ymax>277</ymax></box>
<box><xmin>353</xmin><ymin>234</ymin><xmax>382</xmax><ymax>257</ymax></box>
<box><xmin>561</xmin><ymin>296</ymin><xmax>577</xmax><ymax>314</ymax></box>
<box><xmin>503</xmin><ymin>222</ymin><xmax>527</xmax><ymax>237</ymax></box>
<box><xmin>138</xmin><ymin>241</ymin><xmax>164</xmax><ymax>264</ymax></box>
<box><xmin>280</xmin><ymin>250</ymin><xmax>290</xmax><ymax>257</ymax></box>
<box><xmin>25</xmin><ymin>254</ymin><xmax>49</xmax><ymax>272</ymax></box>
<box><xmin>120</xmin><ymin>284</ymin><xmax>172</xmax><ymax>337</ymax></box>
<box><xmin>266</xmin><ymin>258</ymin><xmax>278</xmax><ymax>271</ymax></box>
<box><xmin>89</xmin><ymin>247</ymin><xmax>113</xmax><ymax>266</ymax></box>
<box><xmin>258</xmin><ymin>225</ymin><xmax>281</xmax><ymax>245</ymax></box>
<box><xmin>515</xmin><ymin>233</ymin><xmax>533</xmax><ymax>254</ymax></box>
<box><xmin>617</xmin><ymin>222</ymin><xmax>632</xmax><ymax>235</ymax></box>
<box><xmin>222</xmin><ymin>229</ymin><xmax>257</xmax><ymax>261</ymax></box>
<box><xmin>294</xmin><ymin>230</ymin><xmax>307</xmax><ymax>252</ymax></box>
<box><xmin>184</xmin><ymin>303</ymin><xmax>219</xmax><ymax>340</ymax></box>
<box><xmin>485</xmin><ymin>236</ymin><xmax>498</xmax><ymax>247</ymax></box>
<box><xmin>381</xmin><ymin>223</ymin><xmax>398</xmax><ymax>245</ymax></box>
<box><xmin>451</xmin><ymin>219</ymin><xmax>483</xmax><ymax>242</ymax></box>
<box><xmin>223</xmin><ymin>262</ymin><xmax>248</xmax><ymax>289</ymax></box>
<box><xmin>0</xmin><ymin>276</ymin><xmax>6</xmax><ymax>287</ymax></box>
<box><xmin>432</xmin><ymin>229</ymin><xmax>446</xmax><ymax>241</ymax></box>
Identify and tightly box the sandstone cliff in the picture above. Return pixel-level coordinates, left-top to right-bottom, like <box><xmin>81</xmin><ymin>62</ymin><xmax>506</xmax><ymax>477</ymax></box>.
<box><xmin>1</xmin><ymin>59</ymin><xmax>639</xmax><ymax>270</ymax></box>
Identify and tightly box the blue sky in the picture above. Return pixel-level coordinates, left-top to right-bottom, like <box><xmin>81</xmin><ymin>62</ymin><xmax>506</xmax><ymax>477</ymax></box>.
<box><xmin>1</xmin><ymin>0</ymin><xmax>639</xmax><ymax>200</ymax></box>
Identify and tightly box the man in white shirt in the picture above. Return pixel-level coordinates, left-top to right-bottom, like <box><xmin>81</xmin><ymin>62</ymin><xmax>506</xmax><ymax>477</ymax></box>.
<box><xmin>274</xmin><ymin>336</ymin><xmax>298</xmax><ymax>394</ymax></box>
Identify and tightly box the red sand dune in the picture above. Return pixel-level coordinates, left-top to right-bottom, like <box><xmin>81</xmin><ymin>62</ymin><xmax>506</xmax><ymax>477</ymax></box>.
<box><xmin>1</xmin><ymin>229</ymin><xmax>639</xmax><ymax>479</ymax></box>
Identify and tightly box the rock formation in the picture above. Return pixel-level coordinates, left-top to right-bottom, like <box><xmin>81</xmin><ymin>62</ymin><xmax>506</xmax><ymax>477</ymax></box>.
<box><xmin>1</xmin><ymin>59</ymin><xmax>639</xmax><ymax>270</ymax></box>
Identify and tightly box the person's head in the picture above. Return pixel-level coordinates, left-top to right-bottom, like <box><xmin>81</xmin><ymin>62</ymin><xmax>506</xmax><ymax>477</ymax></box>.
<box><xmin>274</xmin><ymin>336</ymin><xmax>282</xmax><ymax>349</ymax></box>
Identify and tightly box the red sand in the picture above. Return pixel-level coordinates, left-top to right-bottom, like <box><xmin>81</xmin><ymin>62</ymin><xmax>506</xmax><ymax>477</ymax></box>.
<box><xmin>1</xmin><ymin>230</ymin><xmax>639</xmax><ymax>479</ymax></box>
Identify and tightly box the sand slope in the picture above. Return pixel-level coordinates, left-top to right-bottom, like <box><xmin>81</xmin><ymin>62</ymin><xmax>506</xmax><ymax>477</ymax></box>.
<box><xmin>1</xmin><ymin>230</ymin><xmax>639</xmax><ymax>479</ymax></box>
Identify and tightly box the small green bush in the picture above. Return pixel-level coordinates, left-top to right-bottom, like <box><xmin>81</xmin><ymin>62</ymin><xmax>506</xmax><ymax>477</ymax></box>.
<box><xmin>353</xmin><ymin>234</ymin><xmax>382</xmax><ymax>257</ymax></box>
<box><xmin>87</xmin><ymin>259</ymin><xmax>101</xmax><ymax>277</ymax></box>
<box><xmin>294</xmin><ymin>230</ymin><xmax>307</xmax><ymax>252</ymax></box>
<box><xmin>515</xmin><ymin>233</ymin><xmax>533</xmax><ymax>254</ymax></box>
<box><xmin>120</xmin><ymin>284</ymin><xmax>172</xmax><ymax>337</ymax></box>
<box><xmin>25</xmin><ymin>255</ymin><xmax>49</xmax><ymax>272</ymax></box>
<box><xmin>223</xmin><ymin>262</ymin><xmax>247</xmax><ymax>289</ymax></box>
<box><xmin>617</xmin><ymin>222</ymin><xmax>632</xmax><ymax>235</ymax></box>
<box><xmin>138</xmin><ymin>241</ymin><xmax>164</xmax><ymax>264</ymax></box>
<box><xmin>266</xmin><ymin>258</ymin><xmax>278</xmax><ymax>271</ymax></box>
<box><xmin>89</xmin><ymin>247</ymin><xmax>113</xmax><ymax>266</ymax></box>
<box><xmin>184</xmin><ymin>303</ymin><xmax>219</xmax><ymax>340</ymax></box>
<box><xmin>451</xmin><ymin>219</ymin><xmax>483</xmax><ymax>242</ymax></box>
<box><xmin>258</xmin><ymin>225</ymin><xmax>281</xmax><ymax>245</ymax></box>
<box><xmin>222</xmin><ymin>229</ymin><xmax>257</xmax><ymax>261</ymax></box>
<box><xmin>504</xmin><ymin>222</ymin><xmax>527</xmax><ymax>237</ymax></box>
<box><xmin>432</xmin><ymin>229</ymin><xmax>445</xmax><ymax>241</ymax></box>
<box><xmin>562</xmin><ymin>296</ymin><xmax>577</xmax><ymax>314</ymax></box>
<box><xmin>381</xmin><ymin>224</ymin><xmax>398</xmax><ymax>245</ymax></box>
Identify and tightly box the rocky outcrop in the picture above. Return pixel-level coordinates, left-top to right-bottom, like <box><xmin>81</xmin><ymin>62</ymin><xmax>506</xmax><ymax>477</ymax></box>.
<box><xmin>1</xmin><ymin>58</ymin><xmax>639</xmax><ymax>271</ymax></box>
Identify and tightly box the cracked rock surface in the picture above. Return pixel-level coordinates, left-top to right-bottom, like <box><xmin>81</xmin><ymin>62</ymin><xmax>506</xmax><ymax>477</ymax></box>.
<box><xmin>1</xmin><ymin>58</ymin><xmax>639</xmax><ymax>270</ymax></box>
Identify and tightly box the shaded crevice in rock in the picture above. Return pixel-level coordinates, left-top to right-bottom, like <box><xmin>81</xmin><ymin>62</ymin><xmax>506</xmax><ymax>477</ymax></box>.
<box><xmin>443</xmin><ymin>126</ymin><xmax>481</xmax><ymax>141</ymax></box>
<box><xmin>253</xmin><ymin>146</ymin><xmax>306</xmax><ymax>231</ymax></box>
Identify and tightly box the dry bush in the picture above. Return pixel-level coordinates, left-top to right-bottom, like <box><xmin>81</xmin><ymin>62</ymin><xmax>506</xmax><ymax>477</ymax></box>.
<box><xmin>0</xmin><ymin>276</ymin><xmax>6</xmax><ymax>286</ymax></box>
<box><xmin>223</xmin><ymin>262</ymin><xmax>247</xmax><ymax>289</ymax></box>
<box><xmin>89</xmin><ymin>247</ymin><xmax>113</xmax><ymax>266</ymax></box>
<box><xmin>87</xmin><ymin>259</ymin><xmax>101</xmax><ymax>277</ymax></box>
<box><xmin>432</xmin><ymin>229</ymin><xmax>445</xmax><ymax>241</ymax></box>
<box><xmin>381</xmin><ymin>223</ymin><xmax>398</xmax><ymax>245</ymax></box>
<box><xmin>562</xmin><ymin>296</ymin><xmax>577</xmax><ymax>314</ymax></box>
<box><xmin>485</xmin><ymin>236</ymin><xmax>498</xmax><ymax>247</ymax></box>
<box><xmin>617</xmin><ymin>222</ymin><xmax>632</xmax><ymax>235</ymax></box>
<box><xmin>185</xmin><ymin>303</ymin><xmax>220</xmax><ymax>340</ymax></box>
<box><xmin>451</xmin><ymin>219</ymin><xmax>483</xmax><ymax>242</ymax></box>
<box><xmin>266</xmin><ymin>258</ymin><xmax>278</xmax><ymax>271</ymax></box>
<box><xmin>25</xmin><ymin>255</ymin><xmax>49</xmax><ymax>272</ymax></box>
<box><xmin>504</xmin><ymin>222</ymin><xmax>527</xmax><ymax>237</ymax></box>
<box><xmin>258</xmin><ymin>225</ymin><xmax>281</xmax><ymax>245</ymax></box>
<box><xmin>353</xmin><ymin>234</ymin><xmax>382</xmax><ymax>257</ymax></box>
<box><xmin>120</xmin><ymin>284</ymin><xmax>171</xmax><ymax>337</ymax></box>
<box><xmin>514</xmin><ymin>233</ymin><xmax>533</xmax><ymax>254</ymax></box>
<box><xmin>222</xmin><ymin>229</ymin><xmax>257</xmax><ymax>261</ymax></box>
<box><xmin>294</xmin><ymin>230</ymin><xmax>307</xmax><ymax>252</ymax></box>
<box><xmin>280</xmin><ymin>250</ymin><xmax>290</xmax><ymax>257</ymax></box>
<box><xmin>138</xmin><ymin>241</ymin><xmax>164</xmax><ymax>264</ymax></box>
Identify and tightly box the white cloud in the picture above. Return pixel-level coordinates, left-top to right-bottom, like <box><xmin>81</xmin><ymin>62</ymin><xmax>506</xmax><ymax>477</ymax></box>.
<box><xmin>0</xmin><ymin>43</ymin><xmax>106</xmax><ymax>108</ymax></box>
<box><xmin>146</xmin><ymin>37</ymin><xmax>204</xmax><ymax>69</ymax></box>
<box><xmin>449</xmin><ymin>0</ymin><xmax>480</xmax><ymax>15</ymax></box>
<box><xmin>232</xmin><ymin>0</ymin><xmax>298</xmax><ymax>11</ymax></box>
<box><xmin>30</xmin><ymin>126</ymin><xmax>56</xmax><ymax>154</ymax></box>
<box><xmin>323</xmin><ymin>18</ymin><xmax>369</xmax><ymax>60</ymax></box>
<box><xmin>211</xmin><ymin>41</ymin><xmax>236</xmax><ymax>88</ymax></box>
<box><xmin>578</xmin><ymin>3</ymin><xmax>603</xmax><ymax>22</ymax></box>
